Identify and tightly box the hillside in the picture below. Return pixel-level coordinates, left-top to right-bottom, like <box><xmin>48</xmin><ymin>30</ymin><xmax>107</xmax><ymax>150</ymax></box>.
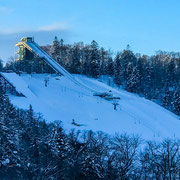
<box><xmin>6</xmin><ymin>73</ymin><xmax>180</xmax><ymax>140</ymax></box>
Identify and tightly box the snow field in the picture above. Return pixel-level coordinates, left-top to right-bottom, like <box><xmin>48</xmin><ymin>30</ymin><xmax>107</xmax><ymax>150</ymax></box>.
<box><xmin>6</xmin><ymin>73</ymin><xmax>180</xmax><ymax>141</ymax></box>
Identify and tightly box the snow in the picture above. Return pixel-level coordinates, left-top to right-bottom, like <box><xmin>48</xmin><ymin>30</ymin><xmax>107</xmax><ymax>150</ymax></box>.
<box><xmin>5</xmin><ymin>73</ymin><xmax>180</xmax><ymax>141</ymax></box>
<box><xmin>0</xmin><ymin>72</ymin><xmax>35</xmax><ymax>98</ymax></box>
<box><xmin>2</xmin><ymin>159</ymin><xmax>10</xmax><ymax>165</ymax></box>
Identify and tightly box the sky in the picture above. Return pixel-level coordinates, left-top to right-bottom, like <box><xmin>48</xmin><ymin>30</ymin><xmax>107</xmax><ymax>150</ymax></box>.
<box><xmin>0</xmin><ymin>0</ymin><xmax>180</xmax><ymax>62</ymax></box>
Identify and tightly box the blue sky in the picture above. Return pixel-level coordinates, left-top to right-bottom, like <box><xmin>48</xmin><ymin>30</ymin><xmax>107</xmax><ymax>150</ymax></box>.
<box><xmin>1</xmin><ymin>0</ymin><xmax>180</xmax><ymax>61</ymax></box>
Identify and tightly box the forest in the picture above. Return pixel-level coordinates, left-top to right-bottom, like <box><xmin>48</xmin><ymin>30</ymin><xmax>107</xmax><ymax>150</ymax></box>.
<box><xmin>0</xmin><ymin>81</ymin><xmax>180</xmax><ymax>180</ymax></box>
<box><xmin>3</xmin><ymin>37</ymin><xmax>180</xmax><ymax>116</ymax></box>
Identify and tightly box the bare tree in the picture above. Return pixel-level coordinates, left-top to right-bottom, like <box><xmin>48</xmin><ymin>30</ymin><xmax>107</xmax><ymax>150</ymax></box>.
<box><xmin>109</xmin><ymin>133</ymin><xmax>141</xmax><ymax>179</ymax></box>
<box><xmin>140</xmin><ymin>139</ymin><xmax>180</xmax><ymax>180</ymax></box>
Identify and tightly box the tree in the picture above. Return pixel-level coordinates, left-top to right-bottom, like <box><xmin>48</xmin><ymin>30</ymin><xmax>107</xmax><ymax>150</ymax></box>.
<box><xmin>162</xmin><ymin>86</ymin><xmax>172</xmax><ymax>109</ymax></box>
<box><xmin>109</xmin><ymin>134</ymin><xmax>141</xmax><ymax>179</ymax></box>
<box><xmin>166</xmin><ymin>59</ymin><xmax>176</xmax><ymax>86</ymax></box>
<box><xmin>140</xmin><ymin>139</ymin><xmax>180</xmax><ymax>179</ymax></box>
<box><xmin>172</xmin><ymin>88</ymin><xmax>180</xmax><ymax>115</ymax></box>
<box><xmin>99</xmin><ymin>47</ymin><xmax>108</xmax><ymax>75</ymax></box>
<box><xmin>69</xmin><ymin>45</ymin><xmax>81</xmax><ymax>74</ymax></box>
<box><xmin>106</xmin><ymin>57</ymin><xmax>114</xmax><ymax>76</ymax></box>
<box><xmin>0</xmin><ymin>59</ymin><xmax>3</xmax><ymax>71</ymax></box>
<box><xmin>136</xmin><ymin>55</ymin><xmax>147</xmax><ymax>92</ymax></box>
<box><xmin>143</xmin><ymin>64</ymin><xmax>154</xmax><ymax>99</ymax></box>
<box><xmin>51</xmin><ymin>36</ymin><xmax>60</xmax><ymax>61</ymax></box>
<box><xmin>126</xmin><ymin>65</ymin><xmax>141</xmax><ymax>93</ymax></box>
<box><xmin>0</xmin><ymin>121</ymin><xmax>21</xmax><ymax>179</ymax></box>
<box><xmin>120</xmin><ymin>50</ymin><xmax>137</xmax><ymax>81</ymax></box>
<box><xmin>27</xmin><ymin>104</ymin><xmax>36</xmax><ymax>126</ymax></box>
<box><xmin>4</xmin><ymin>57</ymin><xmax>15</xmax><ymax>72</ymax></box>
<box><xmin>89</xmin><ymin>40</ymin><xmax>100</xmax><ymax>78</ymax></box>
<box><xmin>114</xmin><ymin>53</ymin><xmax>122</xmax><ymax>85</ymax></box>
<box><xmin>76</xmin><ymin>131</ymin><xmax>108</xmax><ymax>179</ymax></box>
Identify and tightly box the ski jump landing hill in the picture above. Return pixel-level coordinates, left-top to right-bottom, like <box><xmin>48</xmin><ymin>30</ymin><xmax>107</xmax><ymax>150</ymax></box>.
<box><xmin>15</xmin><ymin>37</ymin><xmax>100</xmax><ymax>94</ymax></box>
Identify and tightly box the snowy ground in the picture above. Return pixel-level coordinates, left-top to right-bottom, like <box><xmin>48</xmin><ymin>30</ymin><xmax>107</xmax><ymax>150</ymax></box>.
<box><xmin>6</xmin><ymin>73</ymin><xmax>180</xmax><ymax>140</ymax></box>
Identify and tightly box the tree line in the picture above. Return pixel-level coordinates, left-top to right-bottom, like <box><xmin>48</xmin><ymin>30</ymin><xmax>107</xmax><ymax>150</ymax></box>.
<box><xmin>2</xmin><ymin>37</ymin><xmax>180</xmax><ymax>116</ymax></box>
<box><xmin>1</xmin><ymin>83</ymin><xmax>180</xmax><ymax>179</ymax></box>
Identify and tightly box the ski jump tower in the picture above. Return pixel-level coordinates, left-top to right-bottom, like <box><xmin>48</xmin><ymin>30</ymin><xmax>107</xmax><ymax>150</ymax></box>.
<box><xmin>15</xmin><ymin>37</ymin><xmax>74</xmax><ymax>79</ymax></box>
<box><xmin>15</xmin><ymin>37</ymin><xmax>117</xmax><ymax>99</ymax></box>
<box><xmin>15</xmin><ymin>37</ymin><xmax>97</xmax><ymax>93</ymax></box>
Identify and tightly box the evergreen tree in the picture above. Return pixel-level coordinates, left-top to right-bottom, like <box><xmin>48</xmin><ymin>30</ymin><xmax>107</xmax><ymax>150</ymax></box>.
<box><xmin>51</xmin><ymin>36</ymin><xmax>60</xmax><ymax>61</ymax></box>
<box><xmin>125</xmin><ymin>62</ymin><xmax>133</xmax><ymax>81</ymax></box>
<box><xmin>60</xmin><ymin>38</ymin><xmax>64</xmax><ymax>46</ymax></box>
<box><xmin>58</xmin><ymin>38</ymin><xmax>68</xmax><ymax>67</ymax></box>
<box><xmin>114</xmin><ymin>53</ymin><xmax>122</xmax><ymax>85</ymax></box>
<box><xmin>162</xmin><ymin>85</ymin><xmax>171</xmax><ymax>109</ymax></box>
<box><xmin>81</xmin><ymin>45</ymin><xmax>91</xmax><ymax>75</ymax></box>
<box><xmin>0</xmin><ymin>59</ymin><xmax>3</xmax><ymax>71</ymax></box>
<box><xmin>120</xmin><ymin>50</ymin><xmax>137</xmax><ymax>81</ymax></box>
<box><xmin>89</xmin><ymin>40</ymin><xmax>100</xmax><ymax>78</ymax></box>
<box><xmin>172</xmin><ymin>88</ymin><xmax>180</xmax><ymax>115</ymax></box>
<box><xmin>69</xmin><ymin>45</ymin><xmax>81</xmax><ymax>74</ymax></box>
<box><xmin>166</xmin><ymin>59</ymin><xmax>176</xmax><ymax>85</ymax></box>
<box><xmin>126</xmin><ymin>66</ymin><xmax>141</xmax><ymax>93</ymax></box>
<box><xmin>0</xmin><ymin>121</ymin><xmax>21</xmax><ymax>179</ymax></box>
<box><xmin>106</xmin><ymin>57</ymin><xmax>114</xmax><ymax>76</ymax></box>
<box><xmin>99</xmin><ymin>47</ymin><xmax>108</xmax><ymax>75</ymax></box>
<box><xmin>136</xmin><ymin>55</ymin><xmax>147</xmax><ymax>92</ymax></box>
<box><xmin>27</xmin><ymin>104</ymin><xmax>36</xmax><ymax>126</ymax></box>
<box><xmin>143</xmin><ymin>64</ymin><xmax>154</xmax><ymax>99</ymax></box>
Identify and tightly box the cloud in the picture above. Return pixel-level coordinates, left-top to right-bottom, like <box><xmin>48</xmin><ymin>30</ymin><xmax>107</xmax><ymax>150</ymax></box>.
<box><xmin>0</xmin><ymin>6</ymin><xmax>13</xmax><ymax>14</ymax></box>
<box><xmin>38</xmin><ymin>22</ymin><xmax>69</xmax><ymax>32</ymax></box>
<box><xmin>0</xmin><ymin>22</ymin><xmax>70</xmax><ymax>35</ymax></box>
<box><xmin>0</xmin><ymin>29</ymin><xmax>22</xmax><ymax>35</ymax></box>
<box><xmin>0</xmin><ymin>22</ymin><xmax>74</xmax><ymax>61</ymax></box>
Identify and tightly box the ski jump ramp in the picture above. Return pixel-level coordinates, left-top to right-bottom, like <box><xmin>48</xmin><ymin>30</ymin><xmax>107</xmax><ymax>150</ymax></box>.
<box><xmin>15</xmin><ymin>37</ymin><xmax>99</xmax><ymax>93</ymax></box>
<box><xmin>16</xmin><ymin>38</ymin><xmax>76</xmax><ymax>82</ymax></box>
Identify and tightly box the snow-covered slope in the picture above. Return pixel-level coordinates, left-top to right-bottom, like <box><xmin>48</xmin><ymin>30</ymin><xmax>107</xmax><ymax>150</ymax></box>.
<box><xmin>7</xmin><ymin>73</ymin><xmax>180</xmax><ymax>140</ymax></box>
<box><xmin>0</xmin><ymin>72</ymin><xmax>35</xmax><ymax>97</ymax></box>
